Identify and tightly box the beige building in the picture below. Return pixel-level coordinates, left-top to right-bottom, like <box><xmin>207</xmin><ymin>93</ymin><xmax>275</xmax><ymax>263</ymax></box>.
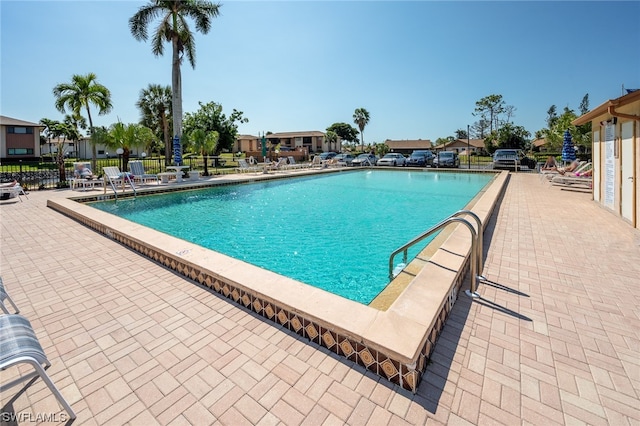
<box><xmin>433</xmin><ymin>138</ymin><xmax>485</xmax><ymax>154</ymax></box>
<box><xmin>573</xmin><ymin>89</ymin><xmax>640</xmax><ymax>229</ymax></box>
<box><xmin>0</xmin><ymin>115</ymin><xmax>42</xmax><ymax>160</ymax></box>
<box><xmin>236</xmin><ymin>131</ymin><xmax>334</xmax><ymax>155</ymax></box>
<box><xmin>384</xmin><ymin>139</ymin><xmax>433</xmax><ymax>155</ymax></box>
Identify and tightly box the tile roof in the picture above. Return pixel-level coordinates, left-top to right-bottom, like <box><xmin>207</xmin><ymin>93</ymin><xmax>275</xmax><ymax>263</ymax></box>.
<box><xmin>0</xmin><ymin>115</ymin><xmax>43</xmax><ymax>127</ymax></box>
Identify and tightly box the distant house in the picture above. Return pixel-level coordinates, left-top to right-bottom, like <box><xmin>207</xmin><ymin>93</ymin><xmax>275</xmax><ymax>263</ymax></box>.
<box><xmin>531</xmin><ymin>138</ymin><xmax>548</xmax><ymax>151</ymax></box>
<box><xmin>383</xmin><ymin>139</ymin><xmax>433</xmax><ymax>155</ymax></box>
<box><xmin>236</xmin><ymin>131</ymin><xmax>334</xmax><ymax>155</ymax></box>
<box><xmin>0</xmin><ymin>115</ymin><xmax>43</xmax><ymax>160</ymax></box>
<box><xmin>433</xmin><ymin>139</ymin><xmax>485</xmax><ymax>154</ymax></box>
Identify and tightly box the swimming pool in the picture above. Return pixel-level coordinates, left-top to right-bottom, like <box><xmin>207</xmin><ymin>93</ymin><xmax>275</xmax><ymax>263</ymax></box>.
<box><xmin>89</xmin><ymin>170</ymin><xmax>493</xmax><ymax>304</ymax></box>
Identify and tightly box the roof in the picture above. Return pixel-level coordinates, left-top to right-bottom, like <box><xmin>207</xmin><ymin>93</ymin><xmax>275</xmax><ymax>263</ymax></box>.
<box><xmin>573</xmin><ymin>89</ymin><xmax>640</xmax><ymax>125</ymax></box>
<box><xmin>266</xmin><ymin>131</ymin><xmax>325</xmax><ymax>138</ymax></box>
<box><xmin>434</xmin><ymin>139</ymin><xmax>485</xmax><ymax>150</ymax></box>
<box><xmin>0</xmin><ymin>115</ymin><xmax>43</xmax><ymax>127</ymax></box>
<box><xmin>384</xmin><ymin>139</ymin><xmax>433</xmax><ymax>149</ymax></box>
<box><xmin>532</xmin><ymin>138</ymin><xmax>547</xmax><ymax>148</ymax></box>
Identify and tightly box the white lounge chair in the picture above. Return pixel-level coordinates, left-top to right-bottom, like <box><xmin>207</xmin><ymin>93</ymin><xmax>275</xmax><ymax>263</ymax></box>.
<box><xmin>128</xmin><ymin>160</ymin><xmax>158</xmax><ymax>185</ymax></box>
<box><xmin>0</xmin><ymin>277</ymin><xmax>19</xmax><ymax>314</ymax></box>
<box><xmin>0</xmin><ymin>314</ymin><xmax>76</xmax><ymax>419</ymax></box>
<box><xmin>0</xmin><ymin>181</ymin><xmax>28</xmax><ymax>201</ymax></box>
<box><xmin>236</xmin><ymin>159</ymin><xmax>260</xmax><ymax>174</ymax></box>
<box><xmin>103</xmin><ymin>166</ymin><xmax>136</xmax><ymax>193</ymax></box>
<box><xmin>286</xmin><ymin>156</ymin><xmax>306</xmax><ymax>170</ymax></box>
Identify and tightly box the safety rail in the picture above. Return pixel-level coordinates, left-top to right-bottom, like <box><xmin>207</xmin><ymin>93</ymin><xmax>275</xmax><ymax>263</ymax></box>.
<box><xmin>388</xmin><ymin>211</ymin><xmax>485</xmax><ymax>298</ymax></box>
<box><xmin>104</xmin><ymin>174</ymin><xmax>136</xmax><ymax>201</ymax></box>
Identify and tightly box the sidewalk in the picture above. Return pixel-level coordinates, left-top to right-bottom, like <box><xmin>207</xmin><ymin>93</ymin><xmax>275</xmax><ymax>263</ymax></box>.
<box><xmin>0</xmin><ymin>173</ymin><xmax>638</xmax><ymax>425</ymax></box>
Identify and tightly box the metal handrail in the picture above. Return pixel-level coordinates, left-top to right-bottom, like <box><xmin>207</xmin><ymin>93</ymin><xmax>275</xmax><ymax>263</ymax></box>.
<box><xmin>103</xmin><ymin>173</ymin><xmax>137</xmax><ymax>201</ymax></box>
<box><xmin>450</xmin><ymin>210</ymin><xmax>486</xmax><ymax>281</ymax></box>
<box><xmin>388</xmin><ymin>217</ymin><xmax>480</xmax><ymax>297</ymax></box>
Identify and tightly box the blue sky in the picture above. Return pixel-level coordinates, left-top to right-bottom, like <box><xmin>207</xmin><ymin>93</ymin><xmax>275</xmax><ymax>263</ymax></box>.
<box><xmin>1</xmin><ymin>1</ymin><xmax>639</xmax><ymax>143</ymax></box>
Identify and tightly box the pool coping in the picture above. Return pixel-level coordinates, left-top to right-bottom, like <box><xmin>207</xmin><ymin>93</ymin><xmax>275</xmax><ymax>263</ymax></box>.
<box><xmin>47</xmin><ymin>168</ymin><xmax>508</xmax><ymax>392</ymax></box>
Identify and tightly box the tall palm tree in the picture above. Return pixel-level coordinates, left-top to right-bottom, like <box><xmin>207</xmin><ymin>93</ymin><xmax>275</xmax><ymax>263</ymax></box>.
<box><xmin>53</xmin><ymin>73</ymin><xmax>112</xmax><ymax>171</ymax></box>
<box><xmin>136</xmin><ymin>83</ymin><xmax>173</xmax><ymax>164</ymax></box>
<box><xmin>129</xmin><ymin>0</ymin><xmax>222</xmax><ymax>150</ymax></box>
<box><xmin>353</xmin><ymin>108</ymin><xmax>370</xmax><ymax>153</ymax></box>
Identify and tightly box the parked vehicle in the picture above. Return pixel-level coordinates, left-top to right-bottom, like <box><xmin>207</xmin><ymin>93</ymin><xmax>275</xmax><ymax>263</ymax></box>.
<box><xmin>334</xmin><ymin>153</ymin><xmax>354</xmax><ymax>166</ymax></box>
<box><xmin>351</xmin><ymin>153</ymin><xmax>378</xmax><ymax>166</ymax></box>
<box><xmin>318</xmin><ymin>152</ymin><xmax>337</xmax><ymax>161</ymax></box>
<box><xmin>492</xmin><ymin>149</ymin><xmax>536</xmax><ymax>170</ymax></box>
<box><xmin>377</xmin><ymin>153</ymin><xmax>407</xmax><ymax>167</ymax></box>
<box><xmin>406</xmin><ymin>150</ymin><xmax>434</xmax><ymax>167</ymax></box>
<box><xmin>433</xmin><ymin>151</ymin><xmax>460</xmax><ymax>168</ymax></box>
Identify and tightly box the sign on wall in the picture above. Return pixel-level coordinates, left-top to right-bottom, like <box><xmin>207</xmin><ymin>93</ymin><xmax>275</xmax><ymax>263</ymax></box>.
<box><xmin>604</xmin><ymin>124</ymin><xmax>615</xmax><ymax>209</ymax></box>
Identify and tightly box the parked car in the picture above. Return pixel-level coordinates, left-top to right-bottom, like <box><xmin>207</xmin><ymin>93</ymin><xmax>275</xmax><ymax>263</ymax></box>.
<box><xmin>318</xmin><ymin>152</ymin><xmax>337</xmax><ymax>161</ymax></box>
<box><xmin>492</xmin><ymin>149</ymin><xmax>536</xmax><ymax>170</ymax></box>
<box><xmin>406</xmin><ymin>150</ymin><xmax>434</xmax><ymax>167</ymax></box>
<box><xmin>433</xmin><ymin>151</ymin><xmax>460</xmax><ymax>168</ymax></box>
<box><xmin>351</xmin><ymin>153</ymin><xmax>378</xmax><ymax>166</ymax></box>
<box><xmin>334</xmin><ymin>153</ymin><xmax>354</xmax><ymax>166</ymax></box>
<box><xmin>377</xmin><ymin>153</ymin><xmax>407</xmax><ymax>167</ymax></box>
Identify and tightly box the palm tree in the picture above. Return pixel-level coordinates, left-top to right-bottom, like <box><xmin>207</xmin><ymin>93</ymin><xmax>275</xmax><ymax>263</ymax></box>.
<box><xmin>107</xmin><ymin>122</ymin><xmax>156</xmax><ymax>171</ymax></box>
<box><xmin>129</xmin><ymin>0</ymin><xmax>222</xmax><ymax>150</ymax></box>
<box><xmin>53</xmin><ymin>73</ymin><xmax>112</xmax><ymax>171</ymax></box>
<box><xmin>353</xmin><ymin>108</ymin><xmax>370</xmax><ymax>153</ymax></box>
<box><xmin>187</xmin><ymin>128</ymin><xmax>219</xmax><ymax>176</ymax></box>
<box><xmin>136</xmin><ymin>83</ymin><xmax>173</xmax><ymax>164</ymax></box>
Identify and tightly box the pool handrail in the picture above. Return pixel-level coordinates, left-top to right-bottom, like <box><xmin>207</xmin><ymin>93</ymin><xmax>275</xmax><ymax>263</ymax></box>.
<box><xmin>388</xmin><ymin>215</ymin><xmax>480</xmax><ymax>298</ymax></box>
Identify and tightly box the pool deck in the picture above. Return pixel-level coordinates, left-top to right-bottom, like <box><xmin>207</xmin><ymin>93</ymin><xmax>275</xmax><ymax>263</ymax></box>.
<box><xmin>1</xmin><ymin>172</ymin><xmax>639</xmax><ymax>425</ymax></box>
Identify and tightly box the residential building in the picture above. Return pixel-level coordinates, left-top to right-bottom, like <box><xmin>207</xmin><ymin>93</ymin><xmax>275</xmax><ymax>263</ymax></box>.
<box><xmin>433</xmin><ymin>139</ymin><xmax>485</xmax><ymax>155</ymax></box>
<box><xmin>383</xmin><ymin>139</ymin><xmax>433</xmax><ymax>156</ymax></box>
<box><xmin>0</xmin><ymin>115</ymin><xmax>42</xmax><ymax>160</ymax></box>
<box><xmin>573</xmin><ymin>89</ymin><xmax>640</xmax><ymax>229</ymax></box>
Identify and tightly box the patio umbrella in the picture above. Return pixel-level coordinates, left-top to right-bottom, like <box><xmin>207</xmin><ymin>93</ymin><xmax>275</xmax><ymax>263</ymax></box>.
<box><xmin>561</xmin><ymin>130</ymin><xmax>576</xmax><ymax>163</ymax></box>
<box><xmin>173</xmin><ymin>135</ymin><xmax>182</xmax><ymax>166</ymax></box>
<box><xmin>261</xmin><ymin>134</ymin><xmax>267</xmax><ymax>159</ymax></box>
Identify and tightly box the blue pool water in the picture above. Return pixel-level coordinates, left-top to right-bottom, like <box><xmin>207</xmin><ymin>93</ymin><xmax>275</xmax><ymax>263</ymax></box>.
<box><xmin>90</xmin><ymin>170</ymin><xmax>493</xmax><ymax>304</ymax></box>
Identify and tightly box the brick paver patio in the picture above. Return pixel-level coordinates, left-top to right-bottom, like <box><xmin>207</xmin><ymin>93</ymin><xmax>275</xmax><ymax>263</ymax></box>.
<box><xmin>1</xmin><ymin>173</ymin><xmax>638</xmax><ymax>425</ymax></box>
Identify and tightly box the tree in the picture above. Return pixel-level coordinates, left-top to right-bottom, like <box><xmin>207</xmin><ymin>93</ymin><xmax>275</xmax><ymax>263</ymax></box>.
<box><xmin>474</xmin><ymin>94</ymin><xmax>505</xmax><ymax>135</ymax></box>
<box><xmin>455</xmin><ymin>129</ymin><xmax>468</xmax><ymax>140</ymax></box>
<box><xmin>353</xmin><ymin>108</ymin><xmax>370</xmax><ymax>152</ymax></box>
<box><xmin>40</xmin><ymin>118</ymin><xmax>58</xmax><ymax>160</ymax></box>
<box><xmin>326</xmin><ymin>122</ymin><xmax>359</xmax><ymax>145</ymax></box>
<box><xmin>470</xmin><ymin>118</ymin><xmax>490</xmax><ymax>139</ymax></box>
<box><xmin>182</xmin><ymin>101</ymin><xmax>248</xmax><ymax>156</ymax></box>
<box><xmin>187</xmin><ymin>128</ymin><xmax>219</xmax><ymax>176</ymax></box>
<box><xmin>484</xmin><ymin>123</ymin><xmax>531</xmax><ymax>153</ymax></box>
<box><xmin>137</xmin><ymin>83</ymin><xmax>173</xmax><ymax>162</ymax></box>
<box><xmin>129</xmin><ymin>0</ymin><xmax>221</xmax><ymax>147</ymax></box>
<box><xmin>53</xmin><ymin>73</ymin><xmax>112</xmax><ymax>171</ymax></box>
<box><xmin>325</xmin><ymin>130</ymin><xmax>338</xmax><ymax>152</ymax></box>
<box><xmin>107</xmin><ymin>122</ymin><xmax>156</xmax><ymax>171</ymax></box>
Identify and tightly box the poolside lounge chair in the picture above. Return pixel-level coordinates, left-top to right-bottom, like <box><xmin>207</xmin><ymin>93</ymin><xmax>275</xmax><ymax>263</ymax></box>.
<box><xmin>542</xmin><ymin>161</ymin><xmax>590</xmax><ymax>181</ymax></box>
<box><xmin>128</xmin><ymin>160</ymin><xmax>158</xmax><ymax>185</ymax></box>
<box><xmin>103</xmin><ymin>166</ymin><xmax>136</xmax><ymax>193</ymax></box>
<box><xmin>0</xmin><ymin>277</ymin><xmax>19</xmax><ymax>314</ymax></box>
<box><xmin>0</xmin><ymin>314</ymin><xmax>76</xmax><ymax>419</ymax></box>
<box><xmin>286</xmin><ymin>156</ymin><xmax>306</xmax><ymax>170</ymax></box>
<box><xmin>309</xmin><ymin>155</ymin><xmax>324</xmax><ymax>168</ymax></box>
<box><xmin>551</xmin><ymin>174</ymin><xmax>592</xmax><ymax>188</ymax></box>
<box><xmin>268</xmin><ymin>157</ymin><xmax>288</xmax><ymax>172</ymax></box>
<box><xmin>236</xmin><ymin>159</ymin><xmax>260</xmax><ymax>173</ymax></box>
<box><xmin>0</xmin><ymin>181</ymin><xmax>28</xmax><ymax>201</ymax></box>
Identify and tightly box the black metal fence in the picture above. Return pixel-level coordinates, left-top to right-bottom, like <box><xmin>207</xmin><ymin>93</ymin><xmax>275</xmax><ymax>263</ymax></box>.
<box><xmin>0</xmin><ymin>156</ymin><xmax>227</xmax><ymax>190</ymax></box>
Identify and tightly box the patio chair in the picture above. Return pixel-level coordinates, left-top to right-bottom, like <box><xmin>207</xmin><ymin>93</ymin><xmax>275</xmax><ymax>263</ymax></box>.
<box><xmin>0</xmin><ymin>181</ymin><xmax>28</xmax><ymax>202</ymax></box>
<box><xmin>286</xmin><ymin>156</ymin><xmax>306</xmax><ymax>170</ymax></box>
<box><xmin>551</xmin><ymin>173</ymin><xmax>593</xmax><ymax>188</ymax></box>
<box><xmin>128</xmin><ymin>160</ymin><xmax>158</xmax><ymax>185</ymax></box>
<box><xmin>0</xmin><ymin>277</ymin><xmax>20</xmax><ymax>314</ymax></box>
<box><xmin>0</xmin><ymin>314</ymin><xmax>76</xmax><ymax>419</ymax></box>
<box><xmin>268</xmin><ymin>157</ymin><xmax>288</xmax><ymax>172</ymax></box>
<box><xmin>236</xmin><ymin>159</ymin><xmax>260</xmax><ymax>174</ymax></box>
<box><xmin>103</xmin><ymin>166</ymin><xmax>136</xmax><ymax>193</ymax></box>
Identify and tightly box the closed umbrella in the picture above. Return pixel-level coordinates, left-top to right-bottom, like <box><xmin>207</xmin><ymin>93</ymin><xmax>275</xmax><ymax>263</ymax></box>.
<box><xmin>561</xmin><ymin>130</ymin><xmax>576</xmax><ymax>164</ymax></box>
<box><xmin>173</xmin><ymin>135</ymin><xmax>182</xmax><ymax>166</ymax></box>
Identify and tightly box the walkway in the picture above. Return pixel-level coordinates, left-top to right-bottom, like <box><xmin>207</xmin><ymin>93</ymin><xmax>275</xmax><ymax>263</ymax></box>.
<box><xmin>0</xmin><ymin>173</ymin><xmax>638</xmax><ymax>425</ymax></box>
